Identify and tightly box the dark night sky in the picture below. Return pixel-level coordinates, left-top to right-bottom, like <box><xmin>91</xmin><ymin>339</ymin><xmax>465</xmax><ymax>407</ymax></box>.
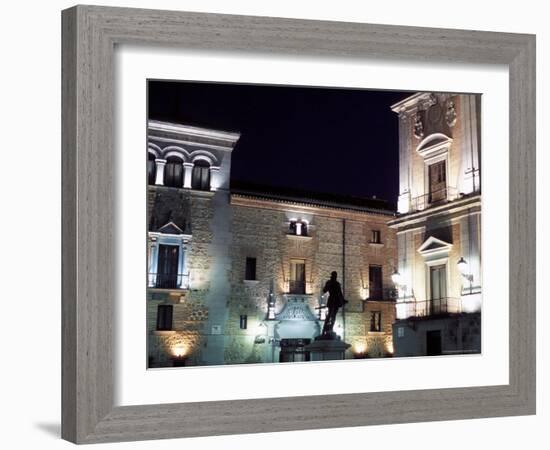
<box><xmin>148</xmin><ymin>81</ymin><xmax>409</xmax><ymax>209</ymax></box>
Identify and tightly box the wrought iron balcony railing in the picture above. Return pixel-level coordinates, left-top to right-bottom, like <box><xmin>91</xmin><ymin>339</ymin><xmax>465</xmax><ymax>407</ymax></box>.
<box><xmin>288</xmin><ymin>280</ymin><xmax>306</xmax><ymax>295</ymax></box>
<box><xmin>367</xmin><ymin>287</ymin><xmax>398</xmax><ymax>301</ymax></box>
<box><xmin>397</xmin><ymin>297</ymin><xmax>461</xmax><ymax>319</ymax></box>
<box><xmin>410</xmin><ymin>186</ymin><xmax>460</xmax><ymax>212</ymax></box>
<box><xmin>148</xmin><ymin>272</ymin><xmax>190</xmax><ymax>290</ymax></box>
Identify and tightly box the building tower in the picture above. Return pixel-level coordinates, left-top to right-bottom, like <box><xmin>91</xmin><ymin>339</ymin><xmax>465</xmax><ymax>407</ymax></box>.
<box><xmin>146</xmin><ymin>120</ymin><xmax>240</xmax><ymax>367</ymax></box>
<box><xmin>388</xmin><ymin>93</ymin><xmax>482</xmax><ymax>356</ymax></box>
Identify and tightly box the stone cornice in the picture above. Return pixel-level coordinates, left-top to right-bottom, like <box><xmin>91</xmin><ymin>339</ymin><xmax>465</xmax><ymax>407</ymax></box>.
<box><xmin>391</xmin><ymin>92</ymin><xmax>435</xmax><ymax>115</ymax></box>
<box><xmin>388</xmin><ymin>194</ymin><xmax>481</xmax><ymax>230</ymax></box>
<box><xmin>148</xmin><ymin>120</ymin><xmax>240</xmax><ymax>148</ymax></box>
<box><xmin>231</xmin><ymin>193</ymin><xmax>396</xmax><ymax>222</ymax></box>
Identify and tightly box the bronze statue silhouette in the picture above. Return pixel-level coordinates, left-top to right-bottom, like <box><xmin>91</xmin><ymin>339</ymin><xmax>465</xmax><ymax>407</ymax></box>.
<box><xmin>321</xmin><ymin>271</ymin><xmax>347</xmax><ymax>337</ymax></box>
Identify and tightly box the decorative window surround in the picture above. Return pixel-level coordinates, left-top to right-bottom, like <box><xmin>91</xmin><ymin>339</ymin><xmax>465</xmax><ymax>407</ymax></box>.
<box><xmin>419</xmin><ymin>135</ymin><xmax>453</xmax><ymax>206</ymax></box>
<box><xmin>147</xmin><ymin>120</ymin><xmax>240</xmax><ymax>194</ymax></box>
<box><xmin>417</xmin><ymin>236</ymin><xmax>453</xmax><ymax>260</ymax></box>
<box><xmin>287</xmin><ymin>219</ymin><xmax>311</xmax><ymax>238</ymax></box>
<box><xmin>148</xmin><ymin>225</ymin><xmax>192</xmax><ymax>290</ymax></box>
<box><xmin>417</xmin><ymin>236</ymin><xmax>454</xmax><ymax>314</ymax></box>
<box><xmin>416</xmin><ymin>133</ymin><xmax>453</xmax><ymax>161</ymax></box>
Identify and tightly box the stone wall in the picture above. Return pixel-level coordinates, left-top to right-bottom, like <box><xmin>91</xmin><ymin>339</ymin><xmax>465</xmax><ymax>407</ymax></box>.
<box><xmin>392</xmin><ymin>312</ymin><xmax>481</xmax><ymax>357</ymax></box>
<box><xmin>147</xmin><ymin>188</ymin><xmax>215</xmax><ymax>367</ymax></box>
<box><xmin>226</xmin><ymin>198</ymin><xmax>397</xmax><ymax>363</ymax></box>
<box><xmin>147</xmin><ymin>187</ymin><xmax>398</xmax><ymax>367</ymax></box>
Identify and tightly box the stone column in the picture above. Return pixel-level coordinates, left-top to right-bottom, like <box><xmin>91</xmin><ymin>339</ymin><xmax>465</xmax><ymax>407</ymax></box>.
<box><xmin>183</xmin><ymin>162</ymin><xmax>193</xmax><ymax>188</ymax></box>
<box><xmin>154</xmin><ymin>159</ymin><xmax>166</xmax><ymax>186</ymax></box>
<box><xmin>459</xmin><ymin>95</ymin><xmax>480</xmax><ymax>194</ymax></box>
<box><xmin>397</xmin><ymin>111</ymin><xmax>412</xmax><ymax>213</ymax></box>
<box><xmin>209</xmin><ymin>166</ymin><xmax>220</xmax><ymax>191</ymax></box>
<box><xmin>148</xmin><ymin>239</ymin><xmax>158</xmax><ymax>287</ymax></box>
<box><xmin>177</xmin><ymin>242</ymin><xmax>190</xmax><ymax>289</ymax></box>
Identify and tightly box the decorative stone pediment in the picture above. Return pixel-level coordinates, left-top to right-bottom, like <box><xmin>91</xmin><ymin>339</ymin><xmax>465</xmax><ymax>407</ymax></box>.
<box><xmin>416</xmin><ymin>133</ymin><xmax>453</xmax><ymax>160</ymax></box>
<box><xmin>417</xmin><ymin>236</ymin><xmax>453</xmax><ymax>256</ymax></box>
<box><xmin>158</xmin><ymin>221</ymin><xmax>184</xmax><ymax>235</ymax></box>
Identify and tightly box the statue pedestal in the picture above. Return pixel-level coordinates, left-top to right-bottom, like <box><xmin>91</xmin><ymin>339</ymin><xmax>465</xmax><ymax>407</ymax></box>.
<box><xmin>305</xmin><ymin>333</ymin><xmax>351</xmax><ymax>361</ymax></box>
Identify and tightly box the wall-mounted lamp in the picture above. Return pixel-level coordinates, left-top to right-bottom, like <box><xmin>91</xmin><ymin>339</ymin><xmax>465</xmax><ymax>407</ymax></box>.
<box><xmin>391</xmin><ymin>269</ymin><xmax>402</xmax><ymax>285</ymax></box>
<box><xmin>457</xmin><ymin>257</ymin><xmax>473</xmax><ymax>281</ymax></box>
<box><xmin>457</xmin><ymin>257</ymin><xmax>474</xmax><ymax>294</ymax></box>
<box><xmin>391</xmin><ymin>269</ymin><xmax>407</xmax><ymax>297</ymax></box>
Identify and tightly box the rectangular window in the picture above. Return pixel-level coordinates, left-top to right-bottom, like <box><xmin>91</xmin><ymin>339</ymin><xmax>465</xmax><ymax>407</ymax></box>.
<box><xmin>289</xmin><ymin>259</ymin><xmax>306</xmax><ymax>294</ymax></box>
<box><xmin>156</xmin><ymin>244</ymin><xmax>179</xmax><ymax>289</ymax></box>
<box><xmin>397</xmin><ymin>326</ymin><xmax>405</xmax><ymax>338</ymax></box>
<box><xmin>428</xmin><ymin>160</ymin><xmax>447</xmax><ymax>203</ymax></box>
<box><xmin>239</xmin><ymin>315</ymin><xmax>248</xmax><ymax>330</ymax></box>
<box><xmin>368</xmin><ymin>265</ymin><xmax>383</xmax><ymax>299</ymax></box>
<box><xmin>371</xmin><ymin>229</ymin><xmax>381</xmax><ymax>244</ymax></box>
<box><xmin>156</xmin><ymin>304</ymin><xmax>173</xmax><ymax>331</ymax></box>
<box><xmin>245</xmin><ymin>257</ymin><xmax>257</xmax><ymax>281</ymax></box>
<box><xmin>370</xmin><ymin>311</ymin><xmax>382</xmax><ymax>332</ymax></box>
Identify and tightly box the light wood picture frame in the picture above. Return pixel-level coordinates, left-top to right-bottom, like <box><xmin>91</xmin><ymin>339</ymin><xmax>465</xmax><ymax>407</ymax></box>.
<box><xmin>61</xmin><ymin>5</ymin><xmax>536</xmax><ymax>444</ymax></box>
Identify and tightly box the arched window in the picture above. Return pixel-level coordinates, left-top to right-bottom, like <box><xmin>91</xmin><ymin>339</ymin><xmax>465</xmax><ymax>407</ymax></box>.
<box><xmin>164</xmin><ymin>156</ymin><xmax>184</xmax><ymax>188</ymax></box>
<box><xmin>147</xmin><ymin>152</ymin><xmax>157</xmax><ymax>185</ymax></box>
<box><xmin>192</xmin><ymin>160</ymin><xmax>210</xmax><ymax>191</ymax></box>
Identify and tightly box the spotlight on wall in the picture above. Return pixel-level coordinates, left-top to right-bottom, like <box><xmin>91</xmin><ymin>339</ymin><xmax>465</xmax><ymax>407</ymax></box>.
<box><xmin>353</xmin><ymin>342</ymin><xmax>368</xmax><ymax>358</ymax></box>
<box><xmin>171</xmin><ymin>343</ymin><xmax>187</xmax><ymax>358</ymax></box>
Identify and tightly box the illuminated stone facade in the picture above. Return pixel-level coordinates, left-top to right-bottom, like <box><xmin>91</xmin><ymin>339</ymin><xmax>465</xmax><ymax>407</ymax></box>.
<box><xmin>146</xmin><ymin>120</ymin><xmax>397</xmax><ymax>367</ymax></box>
<box><xmin>389</xmin><ymin>93</ymin><xmax>482</xmax><ymax>357</ymax></box>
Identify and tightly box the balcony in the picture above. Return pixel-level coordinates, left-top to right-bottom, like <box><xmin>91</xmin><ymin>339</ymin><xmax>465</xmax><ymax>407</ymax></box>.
<box><xmin>288</xmin><ymin>280</ymin><xmax>306</xmax><ymax>295</ymax></box>
<box><xmin>148</xmin><ymin>272</ymin><xmax>190</xmax><ymax>290</ymax></box>
<box><xmin>367</xmin><ymin>287</ymin><xmax>398</xmax><ymax>301</ymax></box>
<box><xmin>410</xmin><ymin>186</ymin><xmax>460</xmax><ymax>212</ymax></box>
<box><xmin>397</xmin><ymin>297</ymin><xmax>461</xmax><ymax>319</ymax></box>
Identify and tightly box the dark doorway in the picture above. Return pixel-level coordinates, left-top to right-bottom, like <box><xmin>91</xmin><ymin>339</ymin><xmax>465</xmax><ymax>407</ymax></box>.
<box><xmin>279</xmin><ymin>338</ymin><xmax>311</xmax><ymax>362</ymax></box>
<box><xmin>157</xmin><ymin>244</ymin><xmax>179</xmax><ymax>288</ymax></box>
<box><xmin>429</xmin><ymin>264</ymin><xmax>447</xmax><ymax>314</ymax></box>
<box><xmin>426</xmin><ymin>330</ymin><xmax>442</xmax><ymax>356</ymax></box>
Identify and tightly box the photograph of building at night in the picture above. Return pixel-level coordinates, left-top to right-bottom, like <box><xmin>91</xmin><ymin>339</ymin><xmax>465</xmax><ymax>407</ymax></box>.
<box><xmin>145</xmin><ymin>83</ymin><xmax>482</xmax><ymax>368</ymax></box>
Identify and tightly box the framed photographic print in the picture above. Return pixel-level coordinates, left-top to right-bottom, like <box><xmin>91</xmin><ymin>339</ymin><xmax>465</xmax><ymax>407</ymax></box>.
<box><xmin>62</xmin><ymin>5</ymin><xmax>536</xmax><ymax>444</ymax></box>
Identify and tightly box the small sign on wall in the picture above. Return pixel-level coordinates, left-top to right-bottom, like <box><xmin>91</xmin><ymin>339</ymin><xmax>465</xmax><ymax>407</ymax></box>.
<box><xmin>211</xmin><ymin>325</ymin><xmax>222</xmax><ymax>335</ymax></box>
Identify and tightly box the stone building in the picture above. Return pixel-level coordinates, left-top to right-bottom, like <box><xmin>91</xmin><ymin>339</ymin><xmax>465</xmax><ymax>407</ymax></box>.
<box><xmin>146</xmin><ymin>120</ymin><xmax>397</xmax><ymax>367</ymax></box>
<box><xmin>388</xmin><ymin>92</ymin><xmax>482</xmax><ymax>357</ymax></box>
